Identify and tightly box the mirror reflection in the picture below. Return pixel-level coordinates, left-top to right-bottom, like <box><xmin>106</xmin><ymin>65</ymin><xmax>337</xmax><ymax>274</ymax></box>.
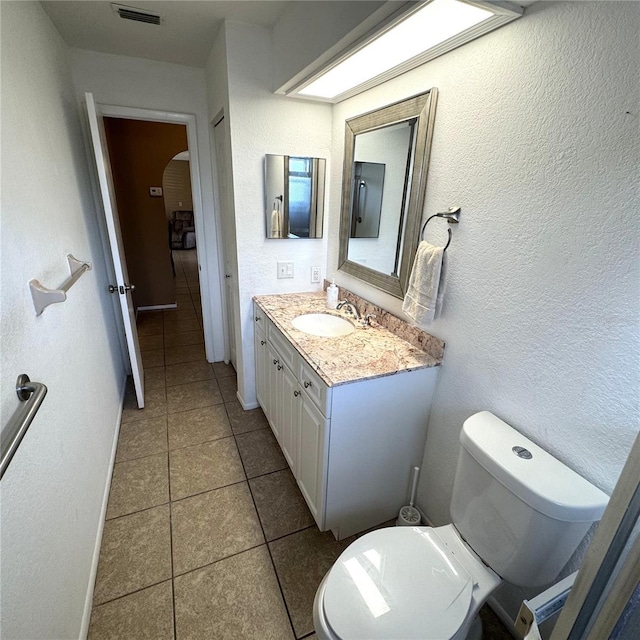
<box><xmin>338</xmin><ymin>89</ymin><xmax>438</xmax><ymax>299</ymax></box>
<box><xmin>348</xmin><ymin>120</ymin><xmax>417</xmax><ymax>276</ymax></box>
<box><xmin>264</xmin><ymin>154</ymin><xmax>326</xmax><ymax>239</ymax></box>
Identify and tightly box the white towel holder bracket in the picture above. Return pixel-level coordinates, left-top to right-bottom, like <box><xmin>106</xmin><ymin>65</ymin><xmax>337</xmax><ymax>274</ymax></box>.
<box><xmin>29</xmin><ymin>254</ymin><xmax>92</xmax><ymax>316</ymax></box>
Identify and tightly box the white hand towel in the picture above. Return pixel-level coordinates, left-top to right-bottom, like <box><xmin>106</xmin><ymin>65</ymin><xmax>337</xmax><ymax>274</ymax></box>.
<box><xmin>271</xmin><ymin>209</ymin><xmax>282</xmax><ymax>238</ymax></box>
<box><xmin>402</xmin><ymin>241</ymin><xmax>445</xmax><ymax>327</ymax></box>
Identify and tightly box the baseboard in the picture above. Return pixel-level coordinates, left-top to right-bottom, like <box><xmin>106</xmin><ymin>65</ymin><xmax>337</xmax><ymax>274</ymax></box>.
<box><xmin>79</xmin><ymin>374</ymin><xmax>127</xmax><ymax>639</ymax></box>
<box><xmin>137</xmin><ymin>304</ymin><xmax>177</xmax><ymax>311</ymax></box>
<box><xmin>236</xmin><ymin>389</ymin><xmax>259</xmax><ymax>410</ymax></box>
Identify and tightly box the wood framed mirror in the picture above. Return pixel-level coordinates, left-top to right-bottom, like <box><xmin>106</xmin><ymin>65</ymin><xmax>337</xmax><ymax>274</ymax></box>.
<box><xmin>338</xmin><ymin>89</ymin><xmax>438</xmax><ymax>298</ymax></box>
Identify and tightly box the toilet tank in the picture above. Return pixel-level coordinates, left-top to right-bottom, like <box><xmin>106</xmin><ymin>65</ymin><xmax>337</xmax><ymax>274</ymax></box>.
<box><xmin>449</xmin><ymin>412</ymin><xmax>609</xmax><ymax>587</ymax></box>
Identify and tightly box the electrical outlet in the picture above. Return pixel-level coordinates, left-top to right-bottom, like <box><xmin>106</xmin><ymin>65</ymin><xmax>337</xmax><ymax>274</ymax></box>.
<box><xmin>277</xmin><ymin>261</ymin><xmax>294</xmax><ymax>279</ymax></box>
<box><xmin>311</xmin><ymin>266</ymin><xmax>321</xmax><ymax>283</ymax></box>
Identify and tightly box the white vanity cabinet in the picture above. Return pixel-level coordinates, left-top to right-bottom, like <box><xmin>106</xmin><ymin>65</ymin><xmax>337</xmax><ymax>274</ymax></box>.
<box><xmin>253</xmin><ymin>301</ymin><xmax>438</xmax><ymax>539</ymax></box>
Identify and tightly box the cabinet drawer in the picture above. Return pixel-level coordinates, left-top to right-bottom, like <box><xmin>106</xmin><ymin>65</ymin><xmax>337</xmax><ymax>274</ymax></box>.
<box><xmin>299</xmin><ymin>360</ymin><xmax>331</xmax><ymax>416</ymax></box>
<box><xmin>268</xmin><ymin>322</ymin><xmax>298</xmax><ymax>372</ymax></box>
<box><xmin>253</xmin><ymin>302</ymin><xmax>267</xmax><ymax>327</ymax></box>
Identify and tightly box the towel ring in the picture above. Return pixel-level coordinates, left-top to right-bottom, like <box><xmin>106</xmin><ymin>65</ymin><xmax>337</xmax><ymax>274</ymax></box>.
<box><xmin>420</xmin><ymin>206</ymin><xmax>461</xmax><ymax>252</ymax></box>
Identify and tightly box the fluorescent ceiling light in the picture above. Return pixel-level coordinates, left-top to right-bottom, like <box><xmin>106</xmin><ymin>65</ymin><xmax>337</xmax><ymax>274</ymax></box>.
<box><xmin>296</xmin><ymin>0</ymin><xmax>521</xmax><ymax>101</ymax></box>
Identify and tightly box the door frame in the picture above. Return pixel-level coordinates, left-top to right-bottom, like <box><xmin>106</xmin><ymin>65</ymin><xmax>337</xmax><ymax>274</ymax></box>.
<box><xmin>97</xmin><ymin>103</ymin><xmax>215</xmax><ymax>363</ymax></box>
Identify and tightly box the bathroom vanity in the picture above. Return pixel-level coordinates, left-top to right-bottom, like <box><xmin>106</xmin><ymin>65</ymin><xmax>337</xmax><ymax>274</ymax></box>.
<box><xmin>253</xmin><ymin>291</ymin><xmax>443</xmax><ymax>539</ymax></box>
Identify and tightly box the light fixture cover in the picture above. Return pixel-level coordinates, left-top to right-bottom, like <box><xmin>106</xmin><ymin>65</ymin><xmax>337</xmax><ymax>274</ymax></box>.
<box><xmin>295</xmin><ymin>0</ymin><xmax>522</xmax><ymax>102</ymax></box>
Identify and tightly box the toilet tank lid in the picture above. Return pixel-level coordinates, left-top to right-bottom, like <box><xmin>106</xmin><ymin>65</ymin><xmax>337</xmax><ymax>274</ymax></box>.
<box><xmin>460</xmin><ymin>412</ymin><xmax>609</xmax><ymax>522</ymax></box>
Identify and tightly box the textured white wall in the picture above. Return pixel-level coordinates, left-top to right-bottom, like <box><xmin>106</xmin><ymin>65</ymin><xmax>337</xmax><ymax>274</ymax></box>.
<box><xmin>0</xmin><ymin>3</ymin><xmax>125</xmax><ymax>637</ymax></box>
<box><xmin>69</xmin><ymin>48</ymin><xmax>226</xmax><ymax>362</ymax></box>
<box><xmin>327</xmin><ymin>0</ymin><xmax>639</xmax><ymax>610</ymax></box>
<box><xmin>215</xmin><ymin>21</ymin><xmax>333</xmax><ymax>406</ymax></box>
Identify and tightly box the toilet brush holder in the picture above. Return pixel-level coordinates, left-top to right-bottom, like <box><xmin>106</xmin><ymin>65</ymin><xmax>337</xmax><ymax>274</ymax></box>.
<box><xmin>397</xmin><ymin>504</ymin><xmax>421</xmax><ymax>526</ymax></box>
<box><xmin>397</xmin><ymin>465</ymin><xmax>422</xmax><ymax>526</ymax></box>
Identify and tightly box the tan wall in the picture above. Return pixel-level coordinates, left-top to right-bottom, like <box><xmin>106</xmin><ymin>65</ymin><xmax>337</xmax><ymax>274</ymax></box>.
<box><xmin>104</xmin><ymin>118</ymin><xmax>188</xmax><ymax>308</ymax></box>
<box><xmin>163</xmin><ymin>159</ymin><xmax>193</xmax><ymax>220</ymax></box>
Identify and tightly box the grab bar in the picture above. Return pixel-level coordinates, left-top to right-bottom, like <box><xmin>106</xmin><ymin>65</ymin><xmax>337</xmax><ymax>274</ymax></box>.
<box><xmin>29</xmin><ymin>254</ymin><xmax>92</xmax><ymax>316</ymax></box>
<box><xmin>0</xmin><ymin>374</ymin><xmax>48</xmax><ymax>479</ymax></box>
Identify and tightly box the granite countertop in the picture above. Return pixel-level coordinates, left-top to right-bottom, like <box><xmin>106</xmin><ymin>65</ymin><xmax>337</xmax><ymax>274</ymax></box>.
<box><xmin>253</xmin><ymin>291</ymin><xmax>443</xmax><ymax>387</ymax></box>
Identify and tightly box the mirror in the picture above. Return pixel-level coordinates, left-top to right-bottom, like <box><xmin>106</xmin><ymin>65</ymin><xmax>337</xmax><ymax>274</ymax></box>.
<box><xmin>338</xmin><ymin>89</ymin><xmax>438</xmax><ymax>298</ymax></box>
<box><xmin>264</xmin><ymin>154</ymin><xmax>326</xmax><ymax>238</ymax></box>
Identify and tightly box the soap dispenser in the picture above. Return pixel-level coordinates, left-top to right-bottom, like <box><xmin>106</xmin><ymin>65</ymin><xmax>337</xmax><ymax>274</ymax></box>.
<box><xmin>326</xmin><ymin>278</ymin><xmax>339</xmax><ymax>309</ymax></box>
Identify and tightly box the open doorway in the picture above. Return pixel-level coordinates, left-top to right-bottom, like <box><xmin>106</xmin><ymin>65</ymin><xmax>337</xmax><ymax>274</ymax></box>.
<box><xmin>102</xmin><ymin>117</ymin><xmax>206</xmax><ymax>365</ymax></box>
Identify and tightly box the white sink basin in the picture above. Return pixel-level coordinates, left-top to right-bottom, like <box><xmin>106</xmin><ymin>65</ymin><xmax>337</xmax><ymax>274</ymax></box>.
<box><xmin>291</xmin><ymin>313</ymin><xmax>355</xmax><ymax>338</ymax></box>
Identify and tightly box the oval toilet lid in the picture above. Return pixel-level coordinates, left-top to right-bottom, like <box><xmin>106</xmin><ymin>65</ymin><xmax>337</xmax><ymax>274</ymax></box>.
<box><xmin>323</xmin><ymin>527</ymin><xmax>473</xmax><ymax>640</ymax></box>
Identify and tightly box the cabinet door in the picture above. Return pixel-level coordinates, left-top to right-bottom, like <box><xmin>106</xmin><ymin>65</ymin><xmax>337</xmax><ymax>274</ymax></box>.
<box><xmin>266</xmin><ymin>343</ymin><xmax>281</xmax><ymax>441</ymax></box>
<box><xmin>297</xmin><ymin>394</ymin><xmax>329</xmax><ymax>528</ymax></box>
<box><xmin>280</xmin><ymin>364</ymin><xmax>299</xmax><ymax>473</ymax></box>
<box><xmin>254</xmin><ymin>327</ymin><xmax>268</xmax><ymax>413</ymax></box>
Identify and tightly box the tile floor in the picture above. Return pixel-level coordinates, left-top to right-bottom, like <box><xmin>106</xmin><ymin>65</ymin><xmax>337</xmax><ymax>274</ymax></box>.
<box><xmin>88</xmin><ymin>250</ymin><xmax>513</xmax><ymax>639</ymax></box>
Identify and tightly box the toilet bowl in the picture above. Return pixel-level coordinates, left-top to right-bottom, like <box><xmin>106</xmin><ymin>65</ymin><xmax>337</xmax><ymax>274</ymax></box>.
<box><xmin>313</xmin><ymin>524</ymin><xmax>500</xmax><ymax>640</ymax></box>
<box><xmin>313</xmin><ymin>411</ymin><xmax>609</xmax><ymax>640</ymax></box>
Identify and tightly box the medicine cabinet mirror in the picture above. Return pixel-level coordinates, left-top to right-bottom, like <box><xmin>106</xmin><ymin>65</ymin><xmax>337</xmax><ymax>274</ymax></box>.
<box><xmin>338</xmin><ymin>89</ymin><xmax>438</xmax><ymax>298</ymax></box>
<box><xmin>264</xmin><ymin>154</ymin><xmax>326</xmax><ymax>239</ymax></box>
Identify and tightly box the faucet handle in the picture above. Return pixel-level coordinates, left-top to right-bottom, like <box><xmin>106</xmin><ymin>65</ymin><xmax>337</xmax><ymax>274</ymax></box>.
<box><xmin>363</xmin><ymin>313</ymin><xmax>377</xmax><ymax>326</ymax></box>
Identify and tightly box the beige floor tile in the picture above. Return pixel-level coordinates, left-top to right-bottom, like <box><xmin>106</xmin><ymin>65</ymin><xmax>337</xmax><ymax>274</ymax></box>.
<box><xmin>166</xmin><ymin>379</ymin><xmax>222</xmax><ymax>414</ymax></box>
<box><xmin>175</xmin><ymin>294</ymin><xmax>195</xmax><ymax>309</ymax></box>
<box><xmin>168</xmin><ymin>405</ymin><xmax>232</xmax><ymax>450</ymax></box>
<box><xmin>171</xmin><ymin>483</ymin><xmax>264</xmax><ymax>575</ymax></box>
<box><xmin>165</xmin><ymin>360</ymin><xmax>214</xmax><ymax>387</ymax></box>
<box><xmin>164</xmin><ymin>308</ymin><xmax>197</xmax><ymax>323</ymax></box>
<box><xmin>144</xmin><ymin>366</ymin><xmax>166</xmax><ymax>391</ymax></box>
<box><xmin>174</xmin><ymin>546</ymin><xmax>293</xmax><ymax>640</ymax></box>
<box><xmin>93</xmin><ymin>505</ymin><xmax>171</xmax><ymax>605</ymax></box>
<box><xmin>249</xmin><ymin>470</ymin><xmax>314</xmax><ymax>541</ymax></box>
<box><xmin>137</xmin><ymin>314</ymin><xmax>164</xmax><ymax>337</ymax></box>
<box><xmin>141</xmin><ymin>348</ymin><xmax>165</xmax><ymax>368</ymax></box>
<box><xmin>164</xmin><ymin>330</ymin><xmax>203</xmax><ymax>349</ymax></box>
<box><xmin>216</xmin><ymin>375</ymin><xmax>237</xmax><ymax>403</ymax></box>
<box><xmin>116</xmin><ymin>416</ymin><xmax>168</xmax><ymax>463</ymax></box>
<box><xmin>269</xmin><ymin>528</ymin><xmax>355</xmax><ymax>638</ymax></box>
<box><xmin>89</xmin><ymin>581</ymin><xmax>174</xmax><ymax>640</ymax></box>
<box><xmin>106</xmin><ymin>453</ymin><xmax>169</xmax><ymax>519</ymax></box>
<box><xmin>169</xmin><ymin>437</ymin><xmax>245</xmax><ymax>500</ymax></box>
<box><xmin>139</xmin><ymin>334</ymin><xmax>164</xmax><ymax>351</ymax></box>
<box><xmin>212</xmin><ymin>361</ymin><xmax>236</xmax><ymax>379</ymax></box>
<box><xmin>235</xmin><ymin>428</ymin><xmax>287</xmax><ymax>478</ymax></box>
<box><xmin>225</xmin><ymin>400</ymin><xmax>268</xmax><ymax>435</ymax></box>
<box><xmin>164</xmin><ymin>343</ymin><xmax>206</xmax><ymax>366</ymax></box>
<box><xmin>121</xmin><ymin>388</ymin><xmax>167</xmax><ymax>424</ymax></box>
<box><xmin>164</xmin><ymin>318</ymin><xmax>201</xmax><ymax>334</ymax></box>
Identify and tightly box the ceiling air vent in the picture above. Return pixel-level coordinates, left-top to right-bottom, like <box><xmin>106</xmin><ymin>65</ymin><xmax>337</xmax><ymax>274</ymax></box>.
<box><xmin>111</xmin><ymin>3</ymin><xmax>162</xmax><ymax>25</ymax></box>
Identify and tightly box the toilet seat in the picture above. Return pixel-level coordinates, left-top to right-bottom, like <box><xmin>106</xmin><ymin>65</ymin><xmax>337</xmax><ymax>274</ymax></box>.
<box><xmin>321</xmin><ymin>527</ymin><xmax>474</xmax><ymax>640</ymax></box>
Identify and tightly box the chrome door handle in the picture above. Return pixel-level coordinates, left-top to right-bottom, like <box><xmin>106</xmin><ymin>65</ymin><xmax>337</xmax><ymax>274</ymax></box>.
<box><xmin>273</xmin><ymin>359</ymin><xmax>279</xmax><ymax>365</ymax></box>
<box><xmin>225</xmin><ymin>274</ymin><xmax>231</xmax><ymax>279</ymax></box>
<box><xmin>294</xmin><ymin>390</ymin><xmax>300</xmax><ymax>397</ymax></box>
<box><xmin>304</xmin><ymin>381</ymin><xmax>312</xmax><ymax>388</ymax></box>
<box><xmin>277</xmin><ymin>365</ymin><xmax>283</xmax><ymax>371</ymax></box>
<box><xmin>110</xmin><ymin>284</ymin><xmax>135</xmax><ymax>294</ymax></box>
<box><xmin>260</xmin><ymin>340</ymin><xmax>266</xmax><ymax>346</ymax></box>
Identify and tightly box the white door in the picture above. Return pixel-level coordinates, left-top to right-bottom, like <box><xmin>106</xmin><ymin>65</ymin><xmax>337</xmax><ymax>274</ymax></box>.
<box><xmin>85</xmin><ymin>92</ymin><xmax>144</xmax><ymax>408</ymax></box>
<box><xmin>280</xmin><ymin>364</ymin><xmax>299</xmax><ymax>473</ymax></box>
<box><xmin>298</xmin><ymin>395</ymin><xmax>328</xmax><ymax>528</ymax></box>
<box><xmin>254</xmin><ymin>324</ymin><xmax>267</xmax><ymax>411</ymax></box>
<box><xmin>213</xmin><ymin>117</ymin><xmax>236</xmax><ymax>366</ymax></box>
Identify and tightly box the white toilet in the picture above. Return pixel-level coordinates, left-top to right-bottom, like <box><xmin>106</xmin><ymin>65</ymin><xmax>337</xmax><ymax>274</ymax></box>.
<box><xmin>313</xmin><ymin>411</ymin><xmax>609</xmax><ymax>640</ymax></box>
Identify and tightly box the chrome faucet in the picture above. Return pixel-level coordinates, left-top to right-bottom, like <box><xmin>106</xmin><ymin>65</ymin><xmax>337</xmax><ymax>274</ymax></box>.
<box><xmin>336</xmin><ymin>300</ymin><xmax>361</xmax><ymax>321</ymax></box>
